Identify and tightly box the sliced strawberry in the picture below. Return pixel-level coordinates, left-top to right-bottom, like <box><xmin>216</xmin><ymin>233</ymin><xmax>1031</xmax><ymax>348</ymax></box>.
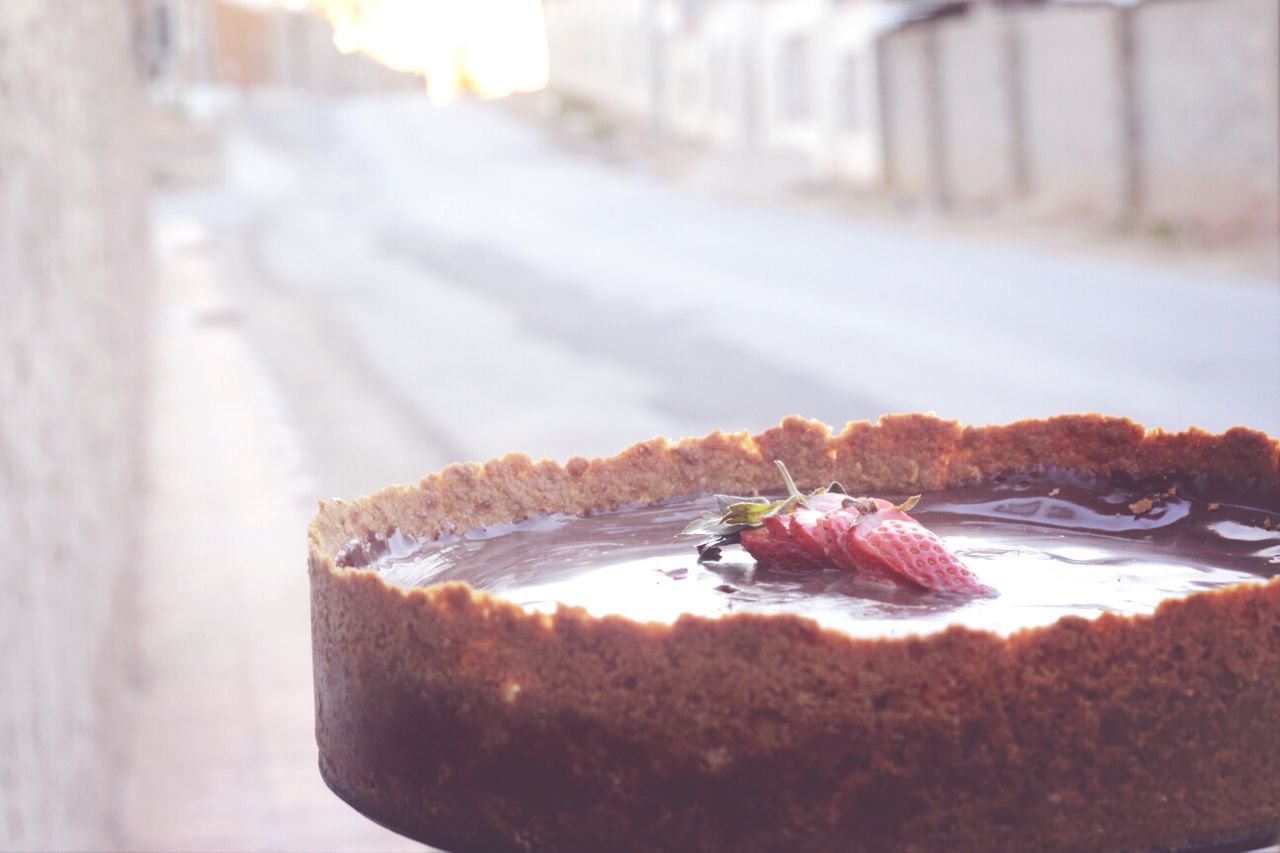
<box><xmin>813</xmin><ymin>511</ymin><xmax>859</xmax><ymax>570</ymax></box>
<box><xmin>763</xmin><ymin>512</ymin><xmax>831</xmax><ymax>565</ymax></box>
<box><xmin>855</xmin><ymin>517</ymin><xmax>993</xmax><ymax>596</ymax></box>
<box><xmin>834</xmin><ymin>518</ymin><xmax>905</xmax><ymax>586</ymax></box>
<box><xmin>740</xmin><ymin>526</ymin><xmax>826</xmax><ymax>571</ymax></box>
<box><xmin>789</xmin><ymin>508</ymin><xmax>830</xmax><ymax>561</ymax></box>
<box><xmin>762</xmin><ymin>514</ymin><xmax>791</xmax><ymax>540</ymax></box>
<box><xmin>685</xmin><ymin>460</ymin><xmax>996</xmax><ymax>597</ymax></box>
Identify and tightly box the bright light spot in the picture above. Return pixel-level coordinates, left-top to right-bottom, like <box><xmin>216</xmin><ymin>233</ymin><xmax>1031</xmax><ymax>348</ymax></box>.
<box><xmin>306</xmin><ymin>0</ymin><xmax>550</xmax><ymax>103</ymax></box>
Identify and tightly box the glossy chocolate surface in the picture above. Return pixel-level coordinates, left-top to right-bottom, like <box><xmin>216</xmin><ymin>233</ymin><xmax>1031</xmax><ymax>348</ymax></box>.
<box><xmin>339</xmin><ymin>470</ymin><xmax>1280</xmax><ymax>638</ymax></box>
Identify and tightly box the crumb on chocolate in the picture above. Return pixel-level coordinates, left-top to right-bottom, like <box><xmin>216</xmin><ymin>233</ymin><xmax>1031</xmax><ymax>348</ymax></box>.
<box><xmin>1265</xmin><ymin>518</ymin><xmax>1274</xmax><ymax>530</ymax></box>
<box><xmin>1129</xmin><ymin>498</ymin><xmax>1155</xmax><ymax>517</ymax></box>
<box><xmin>1048</xmin><ymin>488</ymin><xmax>1061</xmax><ymax>497</ymax></box>
<box><xmin>1207</xmin><ymin>502</ymin><xmax>1221</xmax><ymax>511</ymax></box>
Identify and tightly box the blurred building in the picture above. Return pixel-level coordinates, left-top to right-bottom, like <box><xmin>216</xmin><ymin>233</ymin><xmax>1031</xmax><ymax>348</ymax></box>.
<box><xmin>0</xmin><ymin>0</ymin><xmax>149</xmax><ymax>848</ymax></box>
<box><xmin>140</xmin><ymin>0</ymin><xmax>415</xmax><ymax>112</ymax></box>
<box><xmin>545</xmin><ymin>0</ymin><xmax>1280</xmax><ymax>238</ymax></box>
<box><xmin>0</xmin><ymin>2</ymin><xmax>416</xmax><ymax>848</ymax></box>
<box><xmin>547</xmin><ymin>0</ymin><xmax>972</xmax><ymax>186</ymax></box>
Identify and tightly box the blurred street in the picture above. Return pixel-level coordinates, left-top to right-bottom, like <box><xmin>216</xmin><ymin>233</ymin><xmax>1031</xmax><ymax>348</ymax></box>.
<box><xmin>160</xmin><ymin>93</ymin><xmax>1280</xmax><ymax>503</ymax></box>
<box><xmin>126</xmin><ymin>206</ymin><xmax>418</xmax><ymax>851</ymax></box>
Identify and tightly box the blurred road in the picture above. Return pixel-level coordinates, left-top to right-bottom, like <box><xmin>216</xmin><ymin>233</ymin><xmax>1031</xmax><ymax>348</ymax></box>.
<box><xmin>164</xmin><ymin>92</ymin><xmax>1280</xmax><ymax>502</ymax></box>
<box><xmin>125</xmin><ymin>221</ymin><xmax>419</xmax><ymax>851</ymax></box>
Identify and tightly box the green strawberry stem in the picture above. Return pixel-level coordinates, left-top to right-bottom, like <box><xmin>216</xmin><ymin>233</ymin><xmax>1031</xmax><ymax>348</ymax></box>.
<box><xmin>895</xmin><ymin>494</ymin><xmax>921</xmax><ymax>513</ymax></box>
<box><xmin>680</xmin><ymin>460</ymin><xmax>813</xmax><ymax>542</ymax></box>
<box><xmin>682</xmin><ymin>460</ymin><xmax>924</xmax><ymax>550</ymax></box>
<box><xmin>774</xmin><ymin>459</ymin><xmax>809</xmax><ymax>508</ymax></box>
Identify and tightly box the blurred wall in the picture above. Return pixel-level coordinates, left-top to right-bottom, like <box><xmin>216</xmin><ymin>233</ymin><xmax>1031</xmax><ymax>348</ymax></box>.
<box><xmin>545</xmin><ymin>0</ymin><xmax>886</xmax><ymax>183</ymax></box>
<box><xmin>0</xmin><ymin>0</ymin><xmax>149</xmax><ymax>848</ymax></box>
<box><xmin>758</xmin><ymin>0</ymin><xmax>829</xmax><ymax>161</ymax></box>
<box><xmin>700</xmin><ymin>0</ymin><xmax>759</xmax><ymax>147</ymax></box>
<box><xmin>828</xmin><ymin>1</ymin><xmax>885</xmax><ymax>186</ymax></box>
<box><xmin>144</xmin><ymin>0</ymin><xmax>417</xmax><ymax>102</ymax></box>
<box><xmin>882</xmin><ymin>0</ymin><xmax>1280</xmax><ymax>236</ymax></box>
<box><xmin>545</xmin><ymin>0</ymin><xmax>656</xmax><ymax>119</ymax></box>
<box><xmin>265</xmin><ymin>4</ymin><xmax>417</xmax><ymax>96</ymax></box>
<box><xmin>1133</xmin><ymin>0</ymin><xmax>1280</xmax><ymax>236</ymax></box>
<box><xmin>211</xmin><ymin>0</ymin><xmax>274</xmax><ymax>87</ymax></box>
<box><xmin>936</xmin><ymin>8</ymin><xmax>1020</xmax><ymax>207</ymax></box>
<box><xmin>879</xmin><ymin>23</ymin><xmax>939</xmax><ymax>198</ymax></box>
<box><xmin>547</xmin><ymin>0</ymin><xmax>1279</xmax><ymax>238</ymax></box>
<box><xmin>1016</xmin><ymin>3</ymin><xmax>1128</xmax><ymax>218</ymax></box>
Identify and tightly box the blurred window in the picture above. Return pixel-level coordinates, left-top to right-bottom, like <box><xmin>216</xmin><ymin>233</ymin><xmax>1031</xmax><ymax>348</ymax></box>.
<box><xmin>141</xmin><ymin>2</ymin><xmax>173</xmax><ymax>80</ymax></box>
<box><xmin>839</xmin><ymin>54</ymin><xmax>861</xmax><ymax>132</ymax></box>
<box><xmin>781</xmin><ymin>34</ymin><xmax>811</xmax><ymax>122</ymax></box>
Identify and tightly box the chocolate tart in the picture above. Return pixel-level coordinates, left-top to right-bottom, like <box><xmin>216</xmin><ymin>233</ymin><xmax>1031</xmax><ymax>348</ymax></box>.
<box><xmin>308</xmin><ymin>415</ymin><xmax>1280</xmax><ymax>852</ymax></box>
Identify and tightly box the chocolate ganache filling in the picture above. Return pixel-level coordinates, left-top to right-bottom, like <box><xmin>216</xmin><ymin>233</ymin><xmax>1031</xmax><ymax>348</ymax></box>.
<box><xmin>338</xmin><ymin>469</ymin><xmax>1280</xmax><ymax>638</ymax></box>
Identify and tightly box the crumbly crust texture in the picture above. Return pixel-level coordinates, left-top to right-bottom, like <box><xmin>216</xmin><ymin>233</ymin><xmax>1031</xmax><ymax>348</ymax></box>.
<box><xmin>309</xmin><ymin>415</ymin><xmax>1280</xmax><ymax>852</ymax></box>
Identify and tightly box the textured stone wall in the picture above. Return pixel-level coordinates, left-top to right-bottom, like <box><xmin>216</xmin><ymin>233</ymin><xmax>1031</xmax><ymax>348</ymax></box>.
<box><xmin>1016</xmin><ymin>4</ymin><xmax>1128</xmax><ymax>218</ymax></box>
<box><xmin>1133</xmin><ymin>0</ymin><xmax>1280</xmax><ymax>236</ymax></box>
<box><xmin>879</xmin><ymin>25</ymin><xmax>938</xmax><ymax>199</ymax></box>
<box><xmin>0</xmin><ymin>1</ymin><xmax>149</xmax><ymax>848</ymax></box>
<box><xmin>211</xmin><ymin>0</ymin><xmax>275</xmax><ymax>87</ymax></box>
<box><xmin>936</xmin><ymin>10</ymin><xmax>1018</xmax><ymax>207</ymax></box>
<box><xmin>878</xmin><ymin>0</ymin><xmax>1279</xmax><ymax>235</ymax></box>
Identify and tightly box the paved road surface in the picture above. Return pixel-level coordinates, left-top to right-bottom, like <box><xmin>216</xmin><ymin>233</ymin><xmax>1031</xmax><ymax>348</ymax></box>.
<box><xmin>123</xmin><ymin>217</ymin><xmax>420</xmax><ymax>851</ymax></box>
<box><xmin>162</xmin><ymin>93</ymin><xmax>1280</xmax><ymax>502</ymax></box>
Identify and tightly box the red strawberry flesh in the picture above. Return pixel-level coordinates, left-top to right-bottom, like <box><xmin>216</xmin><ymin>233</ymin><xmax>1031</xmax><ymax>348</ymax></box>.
<box><xmin>855</xmin><ymin>516</ymin><xmax>994</xmax><ymax>596</ymax></box>
<box><xmin>788</xmin><ymin>508</ymin><xmax>830</xmax><ymax>561</ymax></box>
<box><xmin>694</xmin><ymin>460</ymin><xmax>995</xmax><ymax>597</ymax></box>
<box><xmin>740</xmin><ymin>527</ymin><xmax>827</xmax><ymax>572</ymax></box>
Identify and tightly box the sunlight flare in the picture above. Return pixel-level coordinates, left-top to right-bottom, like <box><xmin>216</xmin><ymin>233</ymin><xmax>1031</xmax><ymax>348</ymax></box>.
<box><xmin>307</xmin><ymin>0</ymin><xmax>550</xmax><ymax>103</ymax></box>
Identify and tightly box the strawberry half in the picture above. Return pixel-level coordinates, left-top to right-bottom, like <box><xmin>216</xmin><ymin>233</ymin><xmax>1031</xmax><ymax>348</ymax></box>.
<box><xmin>682</xmin><ymin>460</ymin><xmax>995</xmax><ymax>597</ymax></box>
<box><xmin>739</xmin><ymin>526</ymin><xmax>827</xmax><ymax>571</ymax></box>
<box><xmin>856</xmin><ymin>516</ymin><xmax>992</xmax><ymax>596</ymax></box>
